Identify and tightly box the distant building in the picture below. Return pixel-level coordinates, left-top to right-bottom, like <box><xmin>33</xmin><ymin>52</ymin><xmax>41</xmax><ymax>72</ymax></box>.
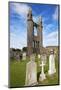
<box><xmin>46</xmin><ymin>46</ymin><xmax>59</xmax><ymax>54</ymax></box>
<box><xmin>46</xmin><ymin>46</ymin><xmax>58</xmax><ymax>51</ymax></box>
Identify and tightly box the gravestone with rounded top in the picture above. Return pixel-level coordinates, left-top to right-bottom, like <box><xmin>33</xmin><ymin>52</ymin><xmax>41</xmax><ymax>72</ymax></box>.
<box><xmin>48</xmin><ymin>49</ymin><xmax>56</xmax><ymax>75</ymax></box>
<box><xmin>38</xmin><ymin>54</ymin><xmax>41</xmax><ymax>59</ymax></box>
<box><xmin>16</xmin><ymin>53</ymin><xmax>20</xmax><ymax>61</ymax></box>
<box><xmin>22</xmin><ymin>52</ymin><xmax>26</xmax><ymax>60</ymax></box>
<box><xmin>25</xmin><ymin>54</ymin><xmax>38</xmax><ymax>86</ymax></box>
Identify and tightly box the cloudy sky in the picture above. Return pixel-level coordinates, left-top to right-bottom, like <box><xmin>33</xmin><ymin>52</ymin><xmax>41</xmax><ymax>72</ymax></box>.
<box><xmin>9</xmin><ymin>2</ymin><xmax>59</xmax><ymax>49</ymax></box>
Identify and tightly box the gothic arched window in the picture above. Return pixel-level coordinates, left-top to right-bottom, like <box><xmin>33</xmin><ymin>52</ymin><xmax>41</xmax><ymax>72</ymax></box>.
<box><xmin>34</xmin><ymin>27</ymin><xmax>37</xmax><ymax>36</ymax></box>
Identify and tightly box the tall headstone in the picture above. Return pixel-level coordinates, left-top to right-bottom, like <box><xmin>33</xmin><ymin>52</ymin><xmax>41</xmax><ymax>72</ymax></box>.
<box><xmin>30</xmin><ymin>54</ymin><xmax>35</xmax><ymax>61</ymax></box>
<box><xmin>25</xmin><ymin>55</ymin><xmax>38</xmax><ymax>86</ymax></box>
<box><xmin>22</xmin><ymin>52</ymin><xmax>26</xmax><ymax>60</ymax></box>
<box><xmin>16</xmin><ymin>53</ymin><xmax>20</xmax><ymax>61</ymax></box>
<box><xmin>48</xmin><ymin>49</ymin><xmax>56</xmax><ymax>75</ymax></box>
<box><xmin>38</xmin><ymin>54</ymin><xmax>41</xmax><ymax>59</ymax></box>
<box><xmin>39</xmin><ymin>60</ymin><xmax>46</xmax><ymax>81</ymax></box>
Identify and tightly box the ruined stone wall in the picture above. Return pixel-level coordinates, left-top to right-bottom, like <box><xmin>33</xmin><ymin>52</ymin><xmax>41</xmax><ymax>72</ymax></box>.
<box><xmin>27</xmin><ymin>9</ymin><xmax>43</xmax><ymax>56</ymax></box>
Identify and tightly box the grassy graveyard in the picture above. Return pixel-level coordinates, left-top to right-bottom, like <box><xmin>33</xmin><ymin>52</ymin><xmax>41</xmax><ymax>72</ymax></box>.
<box><xmin>9</xmin><ymin>54</ymin><xmax>59</xmax><ymax>88</ymax></box>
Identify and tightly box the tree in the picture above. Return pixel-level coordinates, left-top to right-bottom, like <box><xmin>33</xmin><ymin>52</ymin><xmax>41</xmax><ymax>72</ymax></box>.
<box><xmin>16</xmin><ymin>49</ymin><xmax>21</xmax><ymax>52</ymax></box>
<box><xmin>22</xmin><ymin>47</ymin><xmax>27</xmax><ymax>52</ymax></box>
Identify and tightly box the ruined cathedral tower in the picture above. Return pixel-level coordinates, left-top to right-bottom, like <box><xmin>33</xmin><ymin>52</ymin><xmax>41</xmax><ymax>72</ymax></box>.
<box><xmin>27</xmin><ymin>8</ymin><xmax>43</xmax><ymax>56</ymax></box>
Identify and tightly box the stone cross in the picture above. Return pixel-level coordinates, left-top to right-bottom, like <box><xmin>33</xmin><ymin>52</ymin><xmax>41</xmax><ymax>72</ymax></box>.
<box><xmin>41</xmin><ymin>54</ymin><xmax>47</xmax><ymax>64</ymax></box>
<box><xmin>39</xmin><ymin>61</ymin><xmax>46</xmax><ymax>81</ymax></box>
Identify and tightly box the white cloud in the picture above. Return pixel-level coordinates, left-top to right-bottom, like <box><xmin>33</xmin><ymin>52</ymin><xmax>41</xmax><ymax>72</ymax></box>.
<box><xmin>47</xmin><ymin>30</ymin><xmax>58</xmax><ymax>38</ymax></box>
<box><xmin>43</xmin><ymin>23</ymin><xmax>55</xmax><ymax>31</ymax></box>
<box><xmin>43</xmin><ymin>30</ymin><xmax>58</xmax><ymax>47</ymax></box>
<box><xmin>33</xmin><ymin>16</ymin><xmax>38</xmax><ymax>23</ymax></box>
<box><xmin>10</xmin><ymin>3</ymin><xmax>29</xmax><ymax>49</ymax></box>
<box><xmin>11</xmin><ymin>3</ymin><xmax>30</xmax><ymax>19</ymax></box>
<box><xmin>10</xmin><ymin>3</ymin><xmax>31</xmax><ymax>29</ymax></box>
<box><xmin>52</xmin><ymin>7</ymin><xmax>58</xmax><ymax>20</ymax></box>
<box><xmin>10</xmin><ymin>31</ymin><xmax>27</xmax><ymax>49</ymax></box>
<box><xmin>33</xmin><ymin>15</ymin><xmax>44</xmax><ymax>24</ymax></box>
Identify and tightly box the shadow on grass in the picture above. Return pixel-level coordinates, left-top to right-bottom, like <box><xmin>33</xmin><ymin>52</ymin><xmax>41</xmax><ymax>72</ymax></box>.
<box><xmin>37</xmin><ymin>71</ymin><xmax>41</xmax><ymax>82</ymax></box>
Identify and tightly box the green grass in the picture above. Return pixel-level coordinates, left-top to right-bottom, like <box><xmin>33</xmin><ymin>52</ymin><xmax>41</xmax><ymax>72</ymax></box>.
<box><xmin>9</xmin><ymin>55</ymin><xmax>59</xmax><ymax>87</ymax></box>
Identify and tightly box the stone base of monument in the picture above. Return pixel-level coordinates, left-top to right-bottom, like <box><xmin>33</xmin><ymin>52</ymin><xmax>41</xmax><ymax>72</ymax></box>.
<box><xmin>48</xmin><ymin>69</ymin><xmax>56</xmax><ymax>75</ymax></box>
<box><xmin>39</xmin><ymin>73</ymin><xmax>46</xmax><ymax>81</ymax></box>
<box><xmin>25</xmin><ymin>82</ymin><xmax>38</xmax><ymax>86</ymax></box>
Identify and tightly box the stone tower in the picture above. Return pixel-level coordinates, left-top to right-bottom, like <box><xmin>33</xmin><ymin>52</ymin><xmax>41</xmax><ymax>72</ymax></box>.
<box><xmin>27</xmin><ymin>8</ymin><xmax>34</xmax><ymax>56</ymax></box>
<box><xmin>37</xmin><ymin>17</ymin><xmax>43</xmax><ymax>47</ymax></box>
<box><xmin>27</xmin><ymin>8</ymin><xmax>43</xmax><ymax>56</ymax></box>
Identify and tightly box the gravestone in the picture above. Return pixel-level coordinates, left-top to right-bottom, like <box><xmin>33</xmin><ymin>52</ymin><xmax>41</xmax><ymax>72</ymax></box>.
<box><xmin>48</xmin><ymin>49</ymin><xmax>56</xmax><ymax>75</ymax></box>
<box><xmin>39</xmin><ymin>61</ymin><xmax>46</xmax><ymax>81</ymax></box>
<box><xmin>30</xmin><ymin>54</ymin><xmax>35</xmax><ymax>61</ymax></box>
<box><xmin>25</xmin><ymin>55</ymin><xmax>38</xmax><ymax>86</ymax></box>
<box><xmin>16</xmin><ymin>54</ymin><xmax>20</xmax><ymax>61</ymax></box>
<box><xmin>22</xmin><ymin>52</ymin><xmax>26</xmax><ymax>60</ymax></box>
<box><xmin>38</xmin><ymin>54</ymin><xmax>41</xmax><ymax>59</ymax></box>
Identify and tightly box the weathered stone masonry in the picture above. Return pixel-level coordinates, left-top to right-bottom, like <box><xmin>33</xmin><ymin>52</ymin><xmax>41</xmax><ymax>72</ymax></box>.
<box><xmin>27</xmin><ymin>8</ymin><xmax>43</xmax><ymax>56</ymax></box>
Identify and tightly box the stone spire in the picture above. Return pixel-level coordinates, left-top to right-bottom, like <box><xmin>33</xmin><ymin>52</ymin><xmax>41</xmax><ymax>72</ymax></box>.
<box><xmin>28</xmin><ymin>7</ymin><xmax>32</xmax><ymax>14</ymax></box>
<box><xmin>27</xmin><ymin>7</ymin><xmax>32</xmax><ymax>20</ymax></box>
<box><xmin>27</xmin><ymin>7</ymin><xmax>33</xmax><ymax>56</ymax></box>
<box><xmin>38</xmin><ymin>16</ymin><xmax>42</xmax><ymax>25</ymax></box>
<box><xmin>37</xmin><ymin>16</ymin><xmax>43</xmax><ymax>47</ymax></box>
